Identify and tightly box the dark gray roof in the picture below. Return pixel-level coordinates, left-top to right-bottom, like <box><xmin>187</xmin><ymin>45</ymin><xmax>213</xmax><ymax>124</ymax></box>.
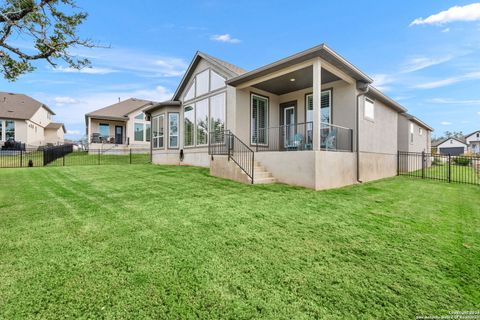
<box><xmin>45</xmin><ymin>122</ymin><xmax>66</xmax><ymax>133</ymax></box>
<box><xmin>0</xmin><ymin>92</ymin><xmax>55</xmax><ymax>120</ymax></box>
<box><xmin>85</xmin><ymin>98</ymin><xmax>155</xmax><ymax>120</ymax></box>
<box><xmin>227</xmin><ymin>43</ymin><xmax>373</xmax><ymax>87</ymax></box>
<box><xmin>402</xmin><ymin>113</ymin><xmax>434</xmax><ymax>131</ymax></box>
<box><xmin>432</xmin><ymin>137</ymin><xmax>467</xmax><ymax>147</ymax></box>
<box><xmin>366</xmin><ymin>86</ymin><xmax>407</xmax><ymax>113</ymax></box>
<box><xmin>172</xmin><ymin>51</ymin><xmax>247</xmax><ymax>100</ymax></box>
<box><xmin>143</xmin><ymin>100</ymin><xmax>181</xmax><ymax>115</ymax></box>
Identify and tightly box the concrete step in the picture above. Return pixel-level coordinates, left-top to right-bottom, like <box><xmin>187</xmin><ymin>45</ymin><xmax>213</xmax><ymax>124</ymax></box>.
<box><xmin>254</xmin><ymin>171</ymin><xmax>273</xmax><ymax>179</ymax></box>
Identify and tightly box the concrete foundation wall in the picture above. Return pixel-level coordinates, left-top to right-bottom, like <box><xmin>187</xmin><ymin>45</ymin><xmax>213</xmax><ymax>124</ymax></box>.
<box><xmin>255</xmin><ymin>151</ymin><xmax>316</xmax><ymax>188</ymax></box>
<box><xmin>182</xmin><ymin>148</ymin><xmax>210</xmax><ymax>167</ymax></box>
<box><xmin>358</xmin><ymin>152</ymin><xmax>397</xmax><ymax>182</ymax></box>
<box><xmin>315</xmin><ymin>151</ymin><xmax>357</xmax><ymax>190</ymax></box>
<box><xmin>210</xmin><ymin>155</ymin><xmax>251</xmax><ymax>184</ymax></box>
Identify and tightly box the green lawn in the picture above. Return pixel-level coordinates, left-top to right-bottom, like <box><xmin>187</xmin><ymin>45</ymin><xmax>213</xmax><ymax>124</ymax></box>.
<box><xmin>0</xmin><ymin>165</ymin><xmax>479</xmax><ymax>319</ymax></box>
<box><xmin>402</xmin><ymin>163</ymin><xmax>480</xmax><ymax>185</ymax></box>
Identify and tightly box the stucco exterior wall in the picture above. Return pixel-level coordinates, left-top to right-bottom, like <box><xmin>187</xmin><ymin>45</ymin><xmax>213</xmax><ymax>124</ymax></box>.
<box><xmin>315</xmin><ymin>151</ymin><xmax>357</xmax><ymax>190</ymax></box>
<box><xmin>45</xmin><ymin>127</ymin><xmax>65</xmax><ymax>145</ymax></box>
<box><xmin>90</xmin><ymin>119</ymin><xmax>127</xmax><ymax>143</ymax></box>
<box><xmin>398</xmin><ymin>115</ymin><xmax>430</xmax><ymax>153</ymax></box>
<box><xmin>255</xmin><ymin>151</ymin><xmax>316</xmax><ymax>188</ymax></box>
<box><xmin>358</xmin><ymin>152</ymin><xmax>397</xmax><ymax>182</ymax></box>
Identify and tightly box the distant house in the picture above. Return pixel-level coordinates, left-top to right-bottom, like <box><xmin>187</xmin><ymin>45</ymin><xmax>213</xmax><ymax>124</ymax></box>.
<box><xmin>465</xmin><ymin>130</ymin><xmax>480</xmax><ymax>154</ymax></box>
<box><xmin>398</xmin><ymin>113</ymin><xmax>433</xmax><ymax>153</ymax></box>
<box><xmin>0</xmin><ymin>92</ymin><xmax>66</xmax><ymax>148</ymax></box>
<box><xmin>85</xmin><ymin>98</ymin><xmax>156</xmax><ymax>149</ymax></box>
<box><xmin>433</xmin><ymin>137</ymin><xmax>468</xmax><ymax>156</ymax></box>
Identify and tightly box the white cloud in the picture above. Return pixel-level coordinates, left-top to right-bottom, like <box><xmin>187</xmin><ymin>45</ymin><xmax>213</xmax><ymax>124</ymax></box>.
<box><xmin>410</xmin><ymin>3</ymin><xmax>480</xmax><ymax>26</ymax></box>
<box><xmin>53</xmin><ymin>66</ymin><xmax>117</xmax><ymax>74</ymax></box>
<box><xmin>415</xmin><ymin>71</ymin><xmax>480</xmax><ymax>89</ymax></box>
<box><xmin>371</xmin><ymin>74</ymin><xmax>396</xmax><ymax>91</ymax></box>
<box><xmin>401</xmin><ymin>55</ymin><xmax>453</xmax><ymax>73</ymax></box>
<box><xmin>428</xmin><ymin>98</ymin><xmax>480</xmax><ymax>105</ymax></box>
<box><xmin>54</xmin><ymin>96</ymin><xmax>78</xmax><ymax>105</ymax></box>
<box><xmin>54</xmin><ymin>47</ymin><xmax>188</xmax><ymax>78</ymax></box>
<box><xmin>441</xmin><ymin>27</ymin><xmax>450</xmax><ymax>32</ymax></box>
<box><xmin>210</xmin><ymin>34</ymin><xmax>241</xmax><ymax>43</ymax></box>
<box><xmin>67</xmin><ymin>130</ymin><xmax>82</xmax><ymax>135</ymax></box>
<box><xmin>477</xmin><ymin>111</ymin><xmax>480</xmax><ymax>115</ymax></box>
<box><xmin>440</xmin><ymin>121</ymin><xmax>452</xmax><ymax>125</ymax></box>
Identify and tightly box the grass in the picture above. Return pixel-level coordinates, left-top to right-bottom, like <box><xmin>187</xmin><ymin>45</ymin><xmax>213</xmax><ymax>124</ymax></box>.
<box><xmin>403</xmin><ymin>163</ymin><xmax>480</xmax><ymax>185</ymax></box>
<box><xmin>0</xmin><ymin>165</ymin><xmax>479</xmax><ymax>319</ymax></box>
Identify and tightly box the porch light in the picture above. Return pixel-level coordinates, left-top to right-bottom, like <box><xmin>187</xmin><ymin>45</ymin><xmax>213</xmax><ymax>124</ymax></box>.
<box><xmin>290</xmin><ymin>78</ymin><xmax>296</xmax><ymax>82</ymax></box>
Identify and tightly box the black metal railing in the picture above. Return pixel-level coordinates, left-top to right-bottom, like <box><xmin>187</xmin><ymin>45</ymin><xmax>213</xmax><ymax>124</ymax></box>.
<box><xmin>252</xmin><ymin>122</ymin><xmax>353</xmax><ymax>152</ymax></box>
<box><xmin>90</xmin><ymin>133</ymin><xmax>126</xmax><ymax>145</ymax></box>
<box><xmin>209</xmin><ymin>130</ymin><xmax>254</xmax><ymax>183</ymax></box>
<box><xmin>320</xmin><ymin>123</ymin><xmax>354</xmax><ymax>152</ymax></box>
<box><xmin>43</xmin><ymin>144</ymin><xmax>74</xmax><ymax>166</ymax></box>
<box><xmin>0</xmin><ymin>147</ymin><xmax>150</xmax><ymax>168</ymax></box>
<box><xmin>398</xmin><ymin>151</ymin><xmax>480</xmax><ymax>185</ymax></box>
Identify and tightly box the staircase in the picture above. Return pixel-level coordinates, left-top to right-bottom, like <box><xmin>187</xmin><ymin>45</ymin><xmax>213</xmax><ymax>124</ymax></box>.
<box><xmin>253</xmin><ymin>161</ymin><xmax>276</xmax><ymax>184</ymax></box>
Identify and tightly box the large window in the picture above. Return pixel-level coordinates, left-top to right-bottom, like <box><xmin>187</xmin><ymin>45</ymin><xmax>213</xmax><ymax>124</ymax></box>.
<box><xmin>152</xmin><ymin>114</ymin><xmax>164</xmax><ymax>148</ymax></box>
<box><xmin>99</xmin><ymin>123</ymin><xmax>109</xmax><ymax>138</ymax></box>
<box><xmin>6</xmin><ymin>120</ymin><xmax>15</xmax><ymax>140</ymax></box>
<box><xmin>146</xmin><ymin>123</ymin><xmax>151</xmax><ymax>142</ymax></box>
<box><xmin>168</xmin><ymin>113</ymin><xmax>179</xmax><ymax>148</ymax></box>
<box><xmin>183</xmin><ymin>69</ymin><xmax>226</xmax><ymax>102</ymax></box>
<box><xmin>134</xmin><ymin>123</ymin><xmax>144</xmax><ymax>141</ymax></box>
<box><xmin>410</xmin><ymin>123</ymin><xmax>414</xmax><ymax>143</ymax></box>
<box><xmin>0</xmin><ymin>120</ymin><xmax>2</xmax><ymax>141</ymax></box>
<box><xmin>364</xmin><ymin>98</ymin><xmax>375</xmax><ymax>120</ymax></box>
<box><xmin>210</xmin><ymin>93</ymin><xmax>226</xmax><ymax>143</ymax></box>
<box><xmin>196</xmin><ymin>99</ymin><xmax>209</xmax><ymax>145</ymax></box>
<box><xmin>306</xmin><ymin>90</ymin><xmax>332</xmax><ymax>124</ymax></box>
<box><xmin>251</xmin><ymin>94</ymin><xmax>269</xmax><ymax>145</ymax></box>
<box><xmin>184</xmin><ymin>106</ymin><xmax>194</xmax><ymax>147</ymax></box>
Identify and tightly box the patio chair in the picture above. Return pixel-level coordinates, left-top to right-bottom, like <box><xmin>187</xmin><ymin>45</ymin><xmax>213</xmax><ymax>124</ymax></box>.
<box><xmin>285</xmin><ymin>133</ymin><xmax>304</xmax><ymax>150</ymax></box>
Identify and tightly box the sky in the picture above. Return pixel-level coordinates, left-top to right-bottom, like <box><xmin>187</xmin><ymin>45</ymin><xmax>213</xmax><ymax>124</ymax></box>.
<box><xmin>2</xmin><ymin>0</ymin><xmax>480</xmax><ymax>140</ymax></box>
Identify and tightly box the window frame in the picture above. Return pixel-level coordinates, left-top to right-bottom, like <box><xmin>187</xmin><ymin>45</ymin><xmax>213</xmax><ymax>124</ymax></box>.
<box><xmin>99</xmin><ymin>123</ymin><xmax>110</xmax><ymax>139</ymax></box>
<box><xmin>195</xmin><ymin>98</ymin><xmax>209</xmax><ymax>147</ymax></box>
<box><xmin>183</xmin><ymin>105</ymin><xmax>195</xmax><ymax>148</ymax></box>
<box><xmin>250</xmin><ymin>93</ymin><xmax>270</xmax><ymax>146</ymax></box>
<box><xmin>209</xmin><ymin>92</ymin><xmax>227</xmax><ymax>145</ymax></box>
<box><xmin>305</xmin><ymin>88</ymin><xmax>333</xmax><ymax>125</ymax></box>
<box><xmin>152</xmin><ymin>113</ymin><xmax>165</xmax><ymax>149</ymax></box>
<box><xmin>168</xmin><ymin>112</ymin><xmax>179</xmax><ymax>149</ymax></box>
<box><xmin>364</xmin><ymin>97</ymin><xmax>375</xmax><ymax>121</ymax></box>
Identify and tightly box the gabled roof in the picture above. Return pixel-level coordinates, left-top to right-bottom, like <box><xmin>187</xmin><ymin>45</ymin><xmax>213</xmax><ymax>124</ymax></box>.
<box><xmin>45</xmin><ymin>122</ymin><xmax>66</xmax><ymax>133</ymax></box>
<box><xmin>0</xmin><ymin>92</ymin><xmax>55</xmax><ymax>120</ymax></box>
<box><xmin>172</xmin><ymin>51</ymin><xmax>247</xmax><ymax>100</ymax></box>
<box><xmin>227</xmin><ymin>43</ymin><xmax>373</xmax><ymax>87</ymax></box>
<box><xmin>401</xmin><ymin>113</ymin><xmax>434</xmax><ymax>131</ymax></box>
<box><xmin>433</xmin><ymin>137</ymin><xmax>467</xmax><ymax>147</ymax></box>
<box><xmin>143</xmin><ymin>100</ymin><xmax>181</xmax><ymax>115</ymax></box>
<box><xmin>85</xmin><ymin>98</ymin><xmax>155</xmax><ymax>121</ymax></box>
<box><xmin>465</xmin><ymin>130</ymin><xmax>480</xmax><ymax>139</ymax></box>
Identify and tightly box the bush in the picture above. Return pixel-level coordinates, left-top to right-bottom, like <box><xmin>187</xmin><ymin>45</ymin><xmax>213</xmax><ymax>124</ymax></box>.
<box><xmin>453</xmin><ymin>156</ymin><xmax>471</xmax><ymax>166</ymax></box>
<box><xmin>432</xmin><ymin>157</ymin><xmax>443</xmax><ymax>166</ymax></box>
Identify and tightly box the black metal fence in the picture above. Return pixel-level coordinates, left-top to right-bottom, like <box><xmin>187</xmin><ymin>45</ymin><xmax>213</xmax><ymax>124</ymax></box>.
<box><xmin>398</xmin><ymin>151</ymin><xmax>480</xmax><ymax>185</ymax></box>
<box><xmin>0</xmin><ymin>147</ymin><xmax>150</xmax><ymax>168</ymax></box>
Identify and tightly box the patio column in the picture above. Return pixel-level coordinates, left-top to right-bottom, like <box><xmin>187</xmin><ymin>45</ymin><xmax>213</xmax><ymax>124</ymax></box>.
<box><xmin>312</xmin><ymin>57</ymin><xmax>322</xmax><ymax>150</ymax></box>
<box><xmin>87</xmin><ymin>117</ymin><xmax>92</xmax><ymax>144</ymax></box>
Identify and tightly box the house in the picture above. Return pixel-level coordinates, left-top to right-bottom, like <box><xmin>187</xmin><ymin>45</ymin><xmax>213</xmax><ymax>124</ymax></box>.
<box><xmin>85</xmin><ymin>98</ymin><xmax>155</xmax><ymax>149</ymax></box>
<box><xmin>465</xmin><ymin>130</ymin><xmax>480</xmax><ymax>154</ymax></box>
<box><xmin>433</xmin><ymin>137</ymin><xmax>468</xmax><ymax>156</ymax></box>
<box><xmin>398</xmin><ymin>113</ymin><xmax>433</xmax><ymax>153</ymax></box>
<box><xmin>145</xmin><ymin>44</ymin><xmax>431</xmax><ymax>190</ymax></box>
<box><xmin>0</xmin><ymin>92</ymin><xmax>66</xmax><ymax>148</ymax></box>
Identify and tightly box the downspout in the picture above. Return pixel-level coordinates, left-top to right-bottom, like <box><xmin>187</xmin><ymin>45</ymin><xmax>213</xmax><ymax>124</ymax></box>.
<box><xmin>356</xmin><ymin>82</ymin><xmax>369</xmax><ymax>183</ymax></box>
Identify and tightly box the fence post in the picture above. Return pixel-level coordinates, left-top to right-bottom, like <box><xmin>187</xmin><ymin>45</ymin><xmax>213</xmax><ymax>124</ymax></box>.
<box><xmin>397</xmin><ymin>151</ymin><xmax>400</xmax><ymax>176</ymax></box>
<box><xmin>63</xmin><ymin>154</ymin><xmax>65</xmax><ymax>166</ymax></box>
<box><xmin>448</xmin><ymin>154</ymin><xmax>451</xmax><ymax>183</ymax></box>
<box><xmin>130</xmin><ymin>149</ymin><xmax>132</xmax><ymax>164</ymax></box>
<box><xmin>20</xmin><ymin>150</ymin><xmax>23</xmax><ymax>168</ymax></box>
<box><xmin>421</xmin><ymin>151</ymin><xmax>425</xmax><ymax>179</ymax></box>
<box><xmin>227</xmin><ymin>134</ymin><xmax>231</xmax><ymax>161</ymax></box>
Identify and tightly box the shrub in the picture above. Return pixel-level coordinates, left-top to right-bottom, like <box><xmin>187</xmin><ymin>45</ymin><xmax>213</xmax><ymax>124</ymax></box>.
<box><xmin>453</xmin><ymin>156</ymin><xmax>471</xmax><ymax>166</ymax></box>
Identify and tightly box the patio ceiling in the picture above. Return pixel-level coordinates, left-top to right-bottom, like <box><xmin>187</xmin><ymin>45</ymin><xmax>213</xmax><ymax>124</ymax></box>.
<box><xmin>252</xmin><ymin>66</ymin><xmax>340</xmax><ymax>95</ymax></box>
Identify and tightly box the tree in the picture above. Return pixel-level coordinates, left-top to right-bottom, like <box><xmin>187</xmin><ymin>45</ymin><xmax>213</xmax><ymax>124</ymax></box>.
<box><xmin>0</xmin><ymin>0</ymin><xmax>98</xmax><ymax>81</ymax></box>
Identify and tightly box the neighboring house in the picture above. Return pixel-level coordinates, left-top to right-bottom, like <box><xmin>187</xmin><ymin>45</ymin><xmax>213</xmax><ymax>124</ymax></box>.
<box><xmin>145</xmin><ymin>44</ymin><xmax>431</xmax><ymax>190</ymax></box>
<box><xmin>433</xmin><ymin>137</ymin><xmax>468</xmax><ymax>156</ymax></box>
<box><xmin>44</xmin><ymin>123</ymin><xmax>66</xmax><ymax>146</ymax></box>
<box><xmin>398</xmin><ymin>113</ymin><xmax>433</xmax><ymax>153</ymax></box>
<box><xmin>0</xmin><ymin>92</ymin><xmax>66</xmax><ymax>148</ymax></box>
<box><xmin>85</xmin><ymin>98</ymin><xmax>155</xmax><ymax>149</ymax></box>
<box><xmin>465</xmin><ymin>130</ymin><xmax>480</xmax><ymax>154</ymax></box>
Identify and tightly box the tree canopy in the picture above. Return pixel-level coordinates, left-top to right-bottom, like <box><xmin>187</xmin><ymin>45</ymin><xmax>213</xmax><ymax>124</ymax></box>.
<box><xmin>0</xmin><ymin>0</ymin><xmax>97</xmax><ymax>81</ymax></box>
